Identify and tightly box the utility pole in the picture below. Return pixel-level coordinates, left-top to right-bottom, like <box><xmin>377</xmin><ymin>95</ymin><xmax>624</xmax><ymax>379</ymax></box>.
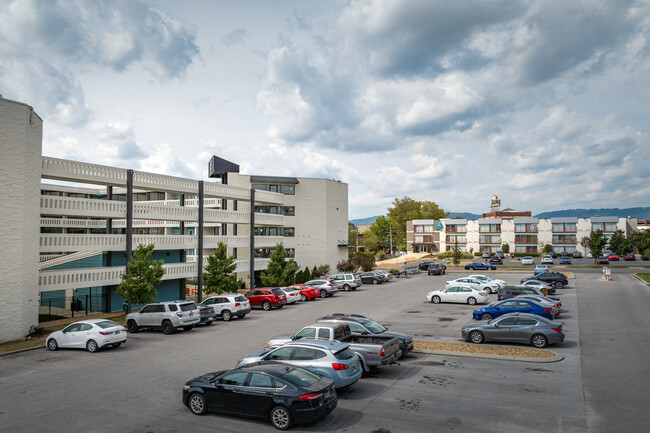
<box><xmin>389</xmin><ymin>225</ymin><xmax>393</xmax><ymax>256</ymax></box>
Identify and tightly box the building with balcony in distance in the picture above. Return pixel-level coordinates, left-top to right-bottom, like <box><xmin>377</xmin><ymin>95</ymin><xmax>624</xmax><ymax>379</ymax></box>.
<box><xmin>0</xmin><ymin>96</ymin><xmax>348</xmax><ymax>343</ymax></box>
<box><xmin>406</xmin><ymin>197</ymin><xmax>637</xmax><ymax>255</ymax></box>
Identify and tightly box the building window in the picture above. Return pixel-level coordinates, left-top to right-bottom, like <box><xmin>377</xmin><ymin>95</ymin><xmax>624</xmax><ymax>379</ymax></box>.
<box><xmin>479</xmin><ymin>235</ymin><xmax>501</xmax><ymax>244</ymax></box>
<box><xmin>253</xmin><ymin>184</ymin><xmax>296</xmax><ymax>195</ymax></box>
<box><xmin>446</xmin><ymin>235</ymin><xmax>467</xmax><ymax>244</ymax></box>
<box><xmin>515</xmin><ymin>246</ymin><xmax>538</xmax><ymax>253</ymax></box>
<box><xmin>515</xmin><ymin>223</ymin><xmax>538</xmax><ymax>233</ymax></box>
<box><xmin>445</xmin><ymin>225</ymin><xmax>467</xmax><ymax>233</ymax></box>
<box><xmin>592</xmin><ymin>222</ymin><xmax>617</xmax><ymax>232</ymax></box>
<box><xmin>255</xmin><ymin>206</ymin><xmax>295</xmax><ymax>216</ymax></box>
<box><xmin>552</xmin><ymin>223</ymin><xmax>577</xmax><ymax>233</ymax></box>
<box><xmin>479</xmin><ymin>224</ymin><xmax>501</xmax><ymax>233</ymax></box>
<box><xmin>515</xmin><ymin>235</ymin><xmax>538</xmax><ymax>244</ymax></box>
<box><xmin>552</xmin><ymin>235</ymin><xmax>577</xmax><ymax>244</ymax></box>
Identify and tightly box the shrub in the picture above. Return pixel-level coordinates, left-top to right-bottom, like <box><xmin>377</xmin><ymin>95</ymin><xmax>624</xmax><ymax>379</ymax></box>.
<box><xmin>389</xmin><ymin>268</ymin><xmax>400</xmax><ymax>275</ymax></box>
<box><xmin>474</xmin><ymin>252</ymin><xmax>483</xmax><ymax>257</ymax></box>
<box><xmin>512</xmin><ymin>252</ymin><xmax>541</xmax><ymax>257</ymax></box>
<box><xmin>311</xmin><ymin>264</ymin><xmax>330</xmax><ymax>278</ymax></box>
<box><xmin>336</xmin><ymin>259</ymin><xmax>356</xmax><ymax>272</ymax></box>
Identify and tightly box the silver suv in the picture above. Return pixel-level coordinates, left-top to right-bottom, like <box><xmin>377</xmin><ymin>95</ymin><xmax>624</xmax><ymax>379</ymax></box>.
<box><xmin>126</xmin><ymin>301</ymin><xmax>200</xmax><ymax>334</ymax></box>
<box><xmin>200</xmin><ymin>293</ymin><xmax>251</xmax><ymax>322</ymax></box>
<box><xmin>328</xmin><ymin>273</ymin><xmax>362</xmax><ymax>291</ymax></box>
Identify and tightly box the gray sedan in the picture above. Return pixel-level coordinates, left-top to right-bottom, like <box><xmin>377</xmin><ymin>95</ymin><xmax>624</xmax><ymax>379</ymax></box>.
<box><xmin>461</xmin><ymin>312</ymin><xmax>565</xmax><ymax>348</ymax></box>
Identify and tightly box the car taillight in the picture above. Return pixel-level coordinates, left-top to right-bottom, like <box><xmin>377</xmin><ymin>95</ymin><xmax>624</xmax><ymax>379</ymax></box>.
<box><xmin>552</xmin><ymin>304</ymin><xmax>558</xmax><ymax>308</ymax></box>
<box><xmin>543</xmin><ymin>308</ymin><xmax>552</xmax><ymax>313</ymax></box>
<box><xmin>332</xmin><ymin>363</ymin><xmax>349</xmax><ymax>370</ymax></box>
<box><xmin>551</xmin><ymin>327</ymin><xmax>562</xmax><ymax>332</ymax></box>
<box><xmin>299</xmin><ymin>393</ymin><xmax>322</xmax><ymax>401</ymax></box>
<box><xmin>99</xmin><ymin>331</ymin><xmax>111</xmax><ymax>336</ymax></box>
<box><xmin>380</xmin><ymin>348</ymin><xmax>385</xmax><ymax>357</ymax></box>
<box><xmin>328</xmin><ymin>282</ymin><xmax>334</xmax><ymax>286</ymax></box>
<box><xmin>479</xmin><ymin>291</ymin><xmax>486</xmax><ymax>296</ymax></box>
<box><xmin>199</xmin><ymin>309</ymin><xmax>206</xmax><ymax>313</ymax></box>
<box><xmin>235</xmin><ymin>303</ymin><xmax>241</xmax><ymax>307</ymax></box>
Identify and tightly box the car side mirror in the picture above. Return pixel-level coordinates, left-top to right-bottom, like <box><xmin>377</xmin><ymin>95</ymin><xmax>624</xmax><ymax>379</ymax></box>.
<box><xmin>138</xmin><ymin>310</ymin><xmax>143</xmax><ymax>314</ymax></box>
<box><xmin>493</xmin><ymin>323</ymin><xmax>499</xmax><ymax>327</ymax></box>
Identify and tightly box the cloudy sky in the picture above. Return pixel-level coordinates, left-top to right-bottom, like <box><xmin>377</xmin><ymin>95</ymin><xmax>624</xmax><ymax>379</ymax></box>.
<box><xmin>1</xmin><ymin>0</ymin><xmax>649</xmax><ymax>218</ymax></box>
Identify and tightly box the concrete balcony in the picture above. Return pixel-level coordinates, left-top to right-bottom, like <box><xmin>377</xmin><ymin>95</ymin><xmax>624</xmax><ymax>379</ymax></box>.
<box><xmin>41</xmin><ymin>196</ymin><xmax>125</xmax><ymax>219</ymax></box>
<box><xmin>41</xmin><ymin>218</ymin><xmax>106</xmax><ymax>229</ymax></box>
<box><xmin>41</xmin><ymin>156</ymin><xmax>252</xmax><ymax>200</ymax></box>
<box><xmin>38</xmin><ymin>259</ymin><xmax>270</xmax><ymax>291</ymax></box>
<box><xmin>255</xmin><ymin>213</ymin><xmax>285</xmax><ymax>226</ymax></box>
<box><xmin>255</xmin><ymin>190</ymin><xmax>284</xmax><ymax>205</ymax></box>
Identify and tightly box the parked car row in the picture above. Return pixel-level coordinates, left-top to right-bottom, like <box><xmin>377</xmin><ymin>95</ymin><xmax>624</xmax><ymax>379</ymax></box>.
<box><xmin>183</xmin><ymin>315</ymin><xmax>414</xmax><ymax>429</ymax></box>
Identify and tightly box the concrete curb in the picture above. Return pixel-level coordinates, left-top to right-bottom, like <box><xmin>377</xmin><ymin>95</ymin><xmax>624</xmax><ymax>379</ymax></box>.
<box><xmin>632</xmin><ymin>273</ymin><xmax>650</xmax><ymax>286</ymax></box>
<box><xmin>412</xmin><ymin>348</ymin><xmax>564</xmax><ymax>363</ymax></box>
<box><xmin>0</xmin><ymin>345</ymin><xmax>44</xmax><ymax>357</ymax></box>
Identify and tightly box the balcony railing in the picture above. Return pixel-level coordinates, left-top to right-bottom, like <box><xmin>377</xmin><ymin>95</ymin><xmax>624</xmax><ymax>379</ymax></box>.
<box><xmin>414</xmin><ymin>237</ymin><xmax>436</xmax><ymax>244</ymax></box>
<box><xmin>553</xmin><ymin>228</ymin><xmax>577</xmax><ymax>233</ymax></box>
<box><xmin>515</xmin><ymin>237</ymin><xmax>538</xmax><ymax>244</ymax></box>
<box><xmin>479</xmin><ymin>228</ymin><xmax>501</xmax><ymax>233</ymax></box>
<box><xmin>445</xmin><ymin>227</ymin><xmax>467</xmax><ymax>233</ymax></box>
<box><xmin>552</xmin><ymin>238</ymin><xmax>577</xmax><ymax>244</ymax></box>
<box><xmin>515</xmin><ymin>228</ymin><xmax>538</xmax><ymax>233</ymax></box>
<box><xmin>479</xmin><ymin>237</ymin><xmax>502</xmax><ymax>244</ymax></box>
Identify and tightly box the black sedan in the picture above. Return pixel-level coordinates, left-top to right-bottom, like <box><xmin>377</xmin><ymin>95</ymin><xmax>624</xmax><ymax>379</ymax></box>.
<box><xmin>521</xmin><ymin>271</ymin><xmax>568</xmax><ymax>290</ymax></box>
<box><xmin>183</xmin><ymin>362</ymin><xmax>337</xmax><ymax>430</ymax></box>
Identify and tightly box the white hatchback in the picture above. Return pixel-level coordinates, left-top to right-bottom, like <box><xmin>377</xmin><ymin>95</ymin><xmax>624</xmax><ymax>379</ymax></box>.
<box><xmin>46</xmin><ymin>319</ymin><xmax>127</xmax><ymax>353</ymax></box>
<box><xmin>427</xmin><ymin>286</ymin><xmax>489</xmax><ymax>305</ymax></box>
<box><xmin>467</xmin><ymin>274</ymin><xmax>506</xmax><ymax>293</ymax></box>
<box><xmin>279</xmin><ymin>287</ymin><xmax>301</xmax><ymax>304</ymax></box>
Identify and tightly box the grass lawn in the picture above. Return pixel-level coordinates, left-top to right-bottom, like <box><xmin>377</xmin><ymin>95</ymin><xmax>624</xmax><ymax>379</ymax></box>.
<box><xmin>636</xmin><ymin>273</ymin><xmax>650</xmax><ymax>283</ymax></box>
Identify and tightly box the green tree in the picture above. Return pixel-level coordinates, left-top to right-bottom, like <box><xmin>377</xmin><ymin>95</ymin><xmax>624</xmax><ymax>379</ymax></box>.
<box><xmin>629</xmin><ymin>230</ymin><xmax>650</xmax><ymax>256</ymax></box>
<box><xmin>608</xmin><ymin>230</ymin><xmax>631</xmax><ymax>256</ymax></box>
<box><xmin>587</xmin><ymin>230</ymin><xmax>608</xmax><ymax>262</ymax></box>
<box><xmin>351</xmin><ymin>250</ymin><xmax>376</xmax><ymax>271</ymax></box>
<box><xmin>387</xmin><ymin>196</ymin><xmax>447</xmax><ymax>250</ymax></box>
<box><xmin>260</xmin><ymin>243</ymin><xmax>299</xmax><ymax>286</ymax></box>
<box><xmin>336</xmin><ymin>259</ymin><xmax>356</xmax><ymax>272</ymax></box>
<box><xmin>362</xmin><ymin>231</ymin><xmax>386</xmax><ymax>253</ymax></box>
<box><xmin>501</xmin><ymin>243</ymin><xmax>510</xmax><ymax>254</ymax></box>
<box><xmin>311</xmin><ymin>264</ymin><xmax>330</xmax><ymax>278</ymax></box>
<box><xmin>368</xmin><ymin>216</ymin><xmax>391</xmax><ymax>251</ymax></box>
<box><xmin>452</xmin><ymin>241</ymin><xmax>462</xmax><ymax>267</ymax></box>
<box><xmin>348</xmin><ymin>227</ymin><xmax>358</xmax><ymax>249</ymax></box>
<box><xmin>301</xmin><ymin>266</ymin><xmax>311</xmax><ymax>282</ymax></box>
<box><xmin>117</xmin><ymin>244</ymin><xmax>166</xmax><ymax>307</ymax></box>
<box><xmin>539</xmin><ymin>242</ymin><xmax>554</xmax><ymax>254</ymax></box>
<box><xmin>203</xmin><ymin>242</ymin><xmax>241</xmax><ymax>296</ymax></box>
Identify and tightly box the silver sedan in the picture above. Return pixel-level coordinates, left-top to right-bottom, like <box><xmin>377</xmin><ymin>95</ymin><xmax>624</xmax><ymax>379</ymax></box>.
<box><xmin>461</xmin><ymin>312</ymin><xmax>565</xmax><ymax>348</ymax></box>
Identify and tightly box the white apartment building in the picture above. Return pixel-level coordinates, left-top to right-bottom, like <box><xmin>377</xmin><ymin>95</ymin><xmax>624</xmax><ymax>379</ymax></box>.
<box><xmin>0</xmin><ymin>96</ymin><xmax>348</xmax><ymax>343</ymax></box>
<box><xmin>407</xmin><ymin>216</ymin><xmax>637</xmax><ymax>255</ymax></box>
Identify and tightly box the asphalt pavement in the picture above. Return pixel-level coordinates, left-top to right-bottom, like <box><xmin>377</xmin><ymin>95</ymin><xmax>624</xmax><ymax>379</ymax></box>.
<box><xmin>0</xmin><ymin>269</ymin><xmax>648</xmax><ymax>432</ymax></box>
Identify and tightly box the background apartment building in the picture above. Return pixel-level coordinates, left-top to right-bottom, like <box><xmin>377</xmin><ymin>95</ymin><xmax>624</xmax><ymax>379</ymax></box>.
<box><xmin>407</xmin><ymin>215</ymin><xmax>637</xmax><ymax>255</ymax></box>
<box><xmin>0</xmin><ymin>96</ymin><xmax>348</xmax><ymax>343</ymax></box>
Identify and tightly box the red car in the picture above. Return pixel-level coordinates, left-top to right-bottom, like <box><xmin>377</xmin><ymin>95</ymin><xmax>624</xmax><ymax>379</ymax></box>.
<box><xmin>286</xmin><ymin>284</ymin><xmax>321</xmax><ymax>301</ymax></box>
<box><xmin>624</xmin><ymin>254</ymin><xmax>636</xmax><ymax>261</ymax></box>
<box><xmin>607</xmin><ymin>254</ymin><xmax>619</xmax><ymax>261</ymax></box>
<box><xmin>244</xmin><ymin>288</ymin><xmax>287</xmax><ymax>310</ymax></box>
<box><xmin>596</xmin><ymin>257</ymin><xmax>610</xmax><ymax>265</ymax></box>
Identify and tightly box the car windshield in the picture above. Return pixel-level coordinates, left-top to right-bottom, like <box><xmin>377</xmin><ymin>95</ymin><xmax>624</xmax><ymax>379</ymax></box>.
<box><xmin>363</xmin><ymin>320</ymin><xmax>387</xmax><ymax>334</ymax></box>
<box><xmin>179</xmin><ymin>303</ymin><xmax>196</xmax><ymax>312</ymax></box>
<box><xmin>278</xmin><ymin>367</ymin><xmax>321</xmax><ymax>387</ymax></box>
<box><xmin>95</xmin><ymin>320</ymin><xmax>119</xmax><ymax>329</ymax></box>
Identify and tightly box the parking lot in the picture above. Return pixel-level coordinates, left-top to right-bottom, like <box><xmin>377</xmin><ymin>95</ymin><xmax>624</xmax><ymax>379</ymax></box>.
<box><xmin>0</xmin><ymin>269</ymin><xmax>648</xmax><ymax>432</ymax></box>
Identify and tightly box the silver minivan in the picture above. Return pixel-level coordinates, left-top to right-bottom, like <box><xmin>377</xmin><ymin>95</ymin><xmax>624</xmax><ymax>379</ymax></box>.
<box><xmin>328</xmin><ymin>273</ymin><xmax>363</xmax><ymax>291</ymax></box>
<box><xmin>200</xmin><ymin>293</ymin><xmax>251</xmax><ymax>321</ymax></box>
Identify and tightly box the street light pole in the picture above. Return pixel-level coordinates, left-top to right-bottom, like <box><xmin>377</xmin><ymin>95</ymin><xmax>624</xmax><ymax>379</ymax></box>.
<box><xmin>389</xmin><ymin>225</ymin><xmax>393</xmax><ymax>255</ymax></box>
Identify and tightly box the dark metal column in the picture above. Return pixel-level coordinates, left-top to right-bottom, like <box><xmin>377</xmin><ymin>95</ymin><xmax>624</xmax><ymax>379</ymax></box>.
<box><xmin>105</xmin><ymin>186</ymin><xmax>113</xmax><ymax>313</ymax></box>
<box><xmin>179</xmin><ymin>193</ymin><xmax>186</xmax><ymax>300</ymax></box>
<box><xmin>249</xmin><ymin>188</ymin><xmax>255</xmax><ymax>290</ymax></box>
<box><xmin>126</xmin><ymin>170</ymin><xmax>133</xmax><ymax>312</ymax></box>
<box><xmin>197</xmin><ymin>182</ymin><xmax>204</xmax><ymax>302</ymax></box>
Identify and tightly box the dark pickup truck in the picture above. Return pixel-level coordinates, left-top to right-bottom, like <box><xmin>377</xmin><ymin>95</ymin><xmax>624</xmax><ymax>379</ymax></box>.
<box><xmin>265</xmin><ymin>322</ymin><xmax>402</xmax><ymax>371</ymax></box>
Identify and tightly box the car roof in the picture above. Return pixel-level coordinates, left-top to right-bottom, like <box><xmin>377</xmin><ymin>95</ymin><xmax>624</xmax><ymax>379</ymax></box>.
<box><xmin>317</xmin><ymin>313</ymin><xmax>369</xmax><ymax>324</ymax></box>
<box><xmin>234</xmin><ymin>361</ymin><xmax>312</xmax><ymax>375</ymax></box>
<box><xmin>69</xmin><ymin>319</ymin><xmax>118</xmax><ymax>325</ymax></box>
<box><xmin>281</xmin><ymin>339</ymin><xmax>348</xmax><ymax>351</ymax></box>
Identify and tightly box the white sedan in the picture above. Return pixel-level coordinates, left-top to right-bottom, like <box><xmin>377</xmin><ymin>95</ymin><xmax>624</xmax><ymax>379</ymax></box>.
<box><xmin>46</xmin><ymin>319</ymin><xmax>127</xmax><ymax>353</ymax></box>
<box><xmin>467</xmin><ymin>274</ymin><xmax>506</xmax><ymax>293</ymax></box>
<box><xmin>279</xmin><ymin>287</ymin><xmax>301</xmax><ymax>304</ymax></box>
<box><xmin>521</xmin><ymin>256</ymin><xmax>535</xmax><ymax>265</ymax></box>
<box><xmin>446</xmin><ymin>277</ymin><xmax>500</xmax><ymax>294</ymax></box>
<box><xmin>427</xmin><ymin>286</ymin><xmax>489</xmax><ymax>305</ymax></box>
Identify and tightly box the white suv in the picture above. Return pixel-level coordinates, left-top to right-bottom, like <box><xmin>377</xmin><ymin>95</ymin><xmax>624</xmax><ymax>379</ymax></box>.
<box><xmin>126</xmin><ymin>301</ymin><xmax>200</xmax><ymax>334</ymax></box>
<box><xmin>200</xmin><ymin>294</ymin><xmax>251</xmax><ymax>322</ymax></box>
<box><xmin>328</xmin><ymin>273</ymin><xmax>363</xmax><ymax>291</ymax></box>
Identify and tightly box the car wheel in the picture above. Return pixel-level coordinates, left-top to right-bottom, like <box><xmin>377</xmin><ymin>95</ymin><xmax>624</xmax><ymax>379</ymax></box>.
<box><xmin>189</xmin><ymin>393</ymin><xmax>207</xmax><ymax>415</ymax></box>
<box><xmin>343</xmin><ymin>284</ymin><xmax>351</xmax><ymax>291</ymax></box>
<box><xmin>112</xmin><ymin>342</ymin><xmax>122</xmax><ymax>348</ymax></box>
<box><xmin>221</xmin><ymin>310</ymin><xmax>232</xmax><ymax>322</ymax></box>
<box><xmin>320</xmin><ymin>290</ymin><xmax>327</xmax><ymax>298</ymax></box>
<box><xmin>531</xmin><ymin>334</ymin><xmax>548</xmax><ymax>348</ymax></box>
<box><xmin>541</xmin><ymin>288</ymin><xmax>549</xmax><ymax>295</ymax></box>
<box><xmin>183</xmin><ymin>326</ymin><xmax>194</xmax><ymax>331</ymax></box>
<box><xmin>469</xmin><ymin>330</ymin><xmax>484</xmax><ymax>344</ymax></box>
<box><xmin>372</xmin><ymin>279</ymin><xmax>378</xmax><ymax>285</ymax></box>
<box><xmin>262</xmin><ymin>301</ymin><xmax>272</xmax><ymax>311</ymax></box>
<box><xmin>162</xmin><ymin>320</ymin><xmax>175</xmax><ymax>335</ymax></box>
<box><xmin>86</xmin><ymin>339</ymin><xmax>99</xmax><ymax>353</ymax></box>
<box><xmin>270</xmin><ymin>406</ymin><xmax>293</xmax><ymax>430</ymax></box>
<box><xmin>47</xmin><ymin>338</ymin><xmax>58</xmax><ymax>351</ymax></box>
<box><xmin>237</xmin><ymin>314</ymin><xmax>246</xmax><ymax>319</ymax></box>
<box><xmin>300</xmin><ymin>294</ymin><xmax>307</xmax><ymax>301</ymax></box>
<box><xmin>555</xmin><ymin>281</ymin><xmax>563</xmax><ymax>289</ymax></box>
<box><xmin>467</xmin><ymin>297</ymin><xmax>477</xmax><ymax>305</ymax></box>
<box><xmin>127</xmin><ymin>320</ymin><xmax>139</xmax><ymax>333</ymax></box>
<box><xmin>464</xmin><ymin>265</ymin><xmax>470</xmax><ymax>270</ymax></box>
<box><xmin>481</xmin><ymin>313</ymin><xmax>492</xmax><ymax>320</ymax></box>
<box><xmin>432</xmin><ymin>295</ymin><xmax>441</xmax><ymax>304</ymax></box>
